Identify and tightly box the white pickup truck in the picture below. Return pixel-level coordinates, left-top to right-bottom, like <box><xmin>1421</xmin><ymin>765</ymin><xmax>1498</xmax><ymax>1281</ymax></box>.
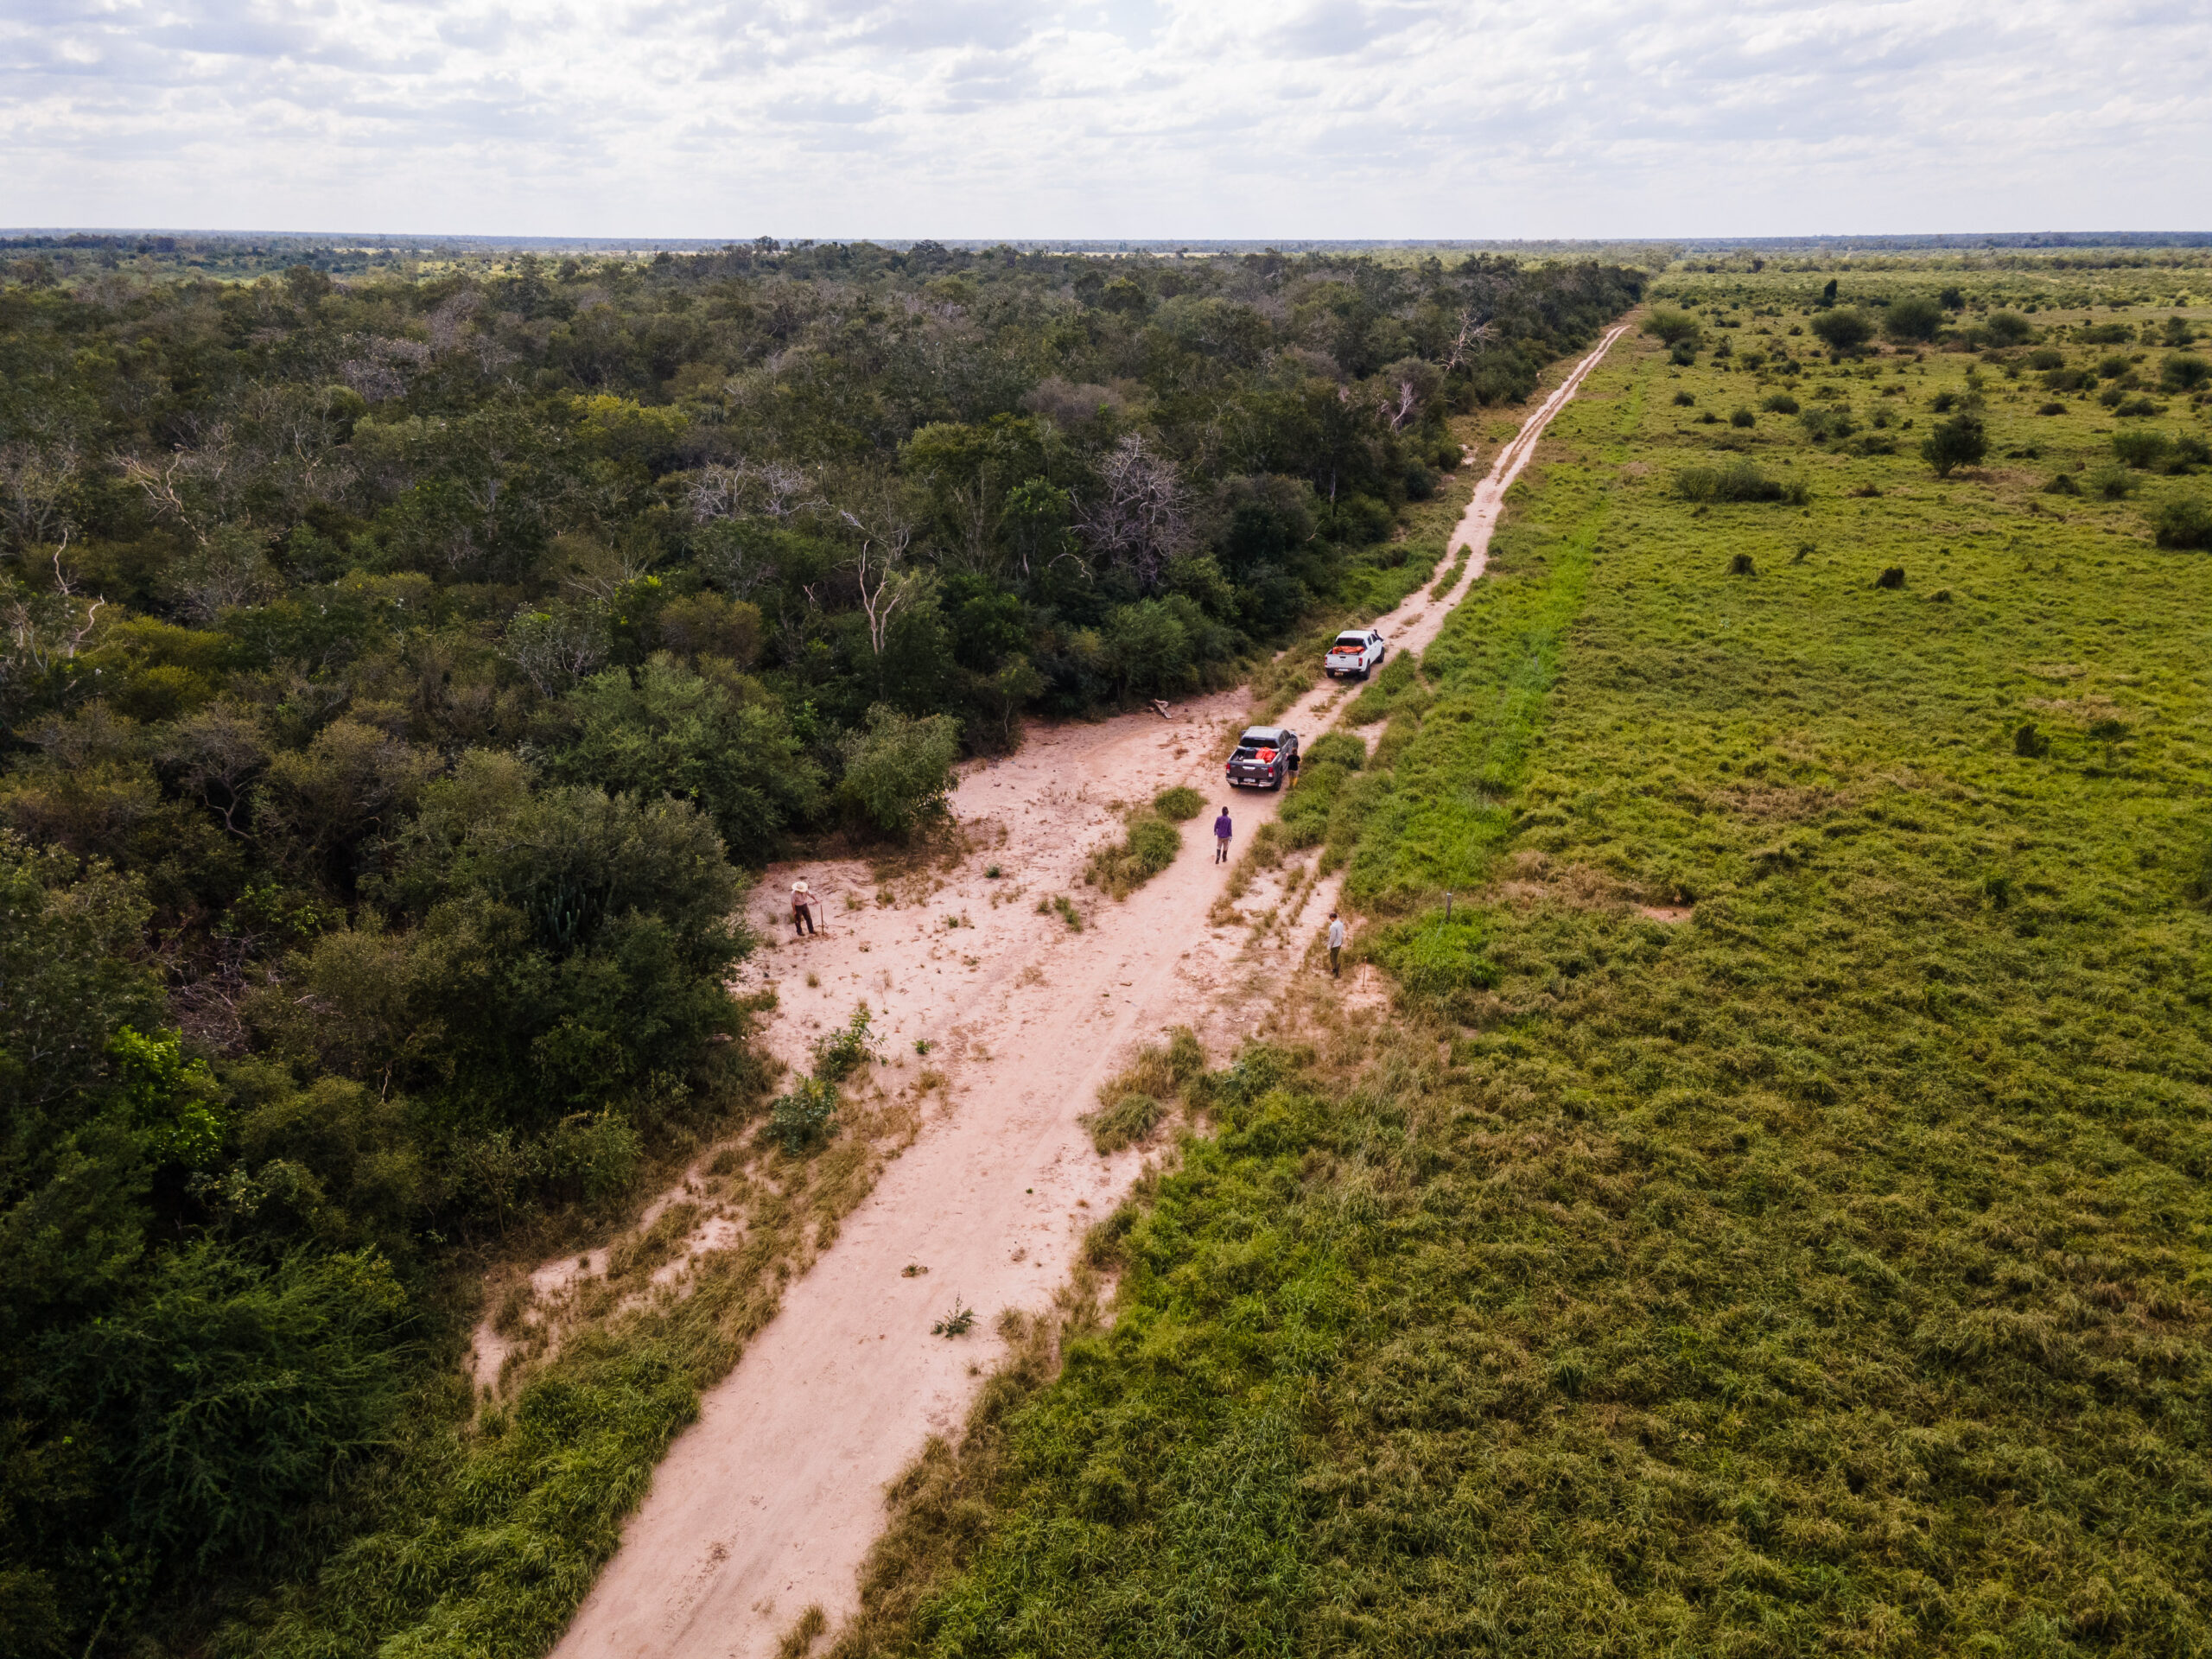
<box><xmin>1325</xmin><ymin>628</ymin><xmax>1386</xmax><ymax>680</ymax></box>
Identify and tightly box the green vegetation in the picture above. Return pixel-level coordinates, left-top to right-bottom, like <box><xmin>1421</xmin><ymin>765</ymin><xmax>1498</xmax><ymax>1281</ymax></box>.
<box><xmin>834</xmin><ymin>264</ymin><xmax>2212</xmax><ymax>1657</ymax></box>
<box><xmin>767</xmin><ymin>1006</ymin><xmax>880</xmax><ymax>1154</ymax></box>
<box><xmin>1084</xmin><ymin>810</ymin><xmax>1182</xmax><ymax>899</ymax></box>
<box><xmin>1151</xmin><ymin>785</ymin><xmax>1205</xmax><ymax>821</ymax></box>
<box><xmin>0</xmin><ymin>240</ymin><xmax>1637</xmax><ymax>1656</ymax></box>
<box><xmin>1079</xmin><ymin>1029</ymin><xmax>1205</xmax><ymax>1154</ymax></box>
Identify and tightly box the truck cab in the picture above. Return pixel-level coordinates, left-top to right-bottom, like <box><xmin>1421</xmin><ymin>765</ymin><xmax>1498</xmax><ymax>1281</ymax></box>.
<box><xmin>1325</xmin><ymin>628</ymin><xmax>1386</xmax><ymax>679</ymax></box>
<box><xmin>1225</xmin><ymin>726</ymin><xmax>1298</xmax><ymax>790</ymax></box>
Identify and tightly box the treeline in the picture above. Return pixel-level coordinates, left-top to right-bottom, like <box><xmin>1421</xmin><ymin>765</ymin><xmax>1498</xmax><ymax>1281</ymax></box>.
<box><xmin>0</xmin><ymin>243</ymin><xmax>1640</xmax><ymax>1655</ymax></box>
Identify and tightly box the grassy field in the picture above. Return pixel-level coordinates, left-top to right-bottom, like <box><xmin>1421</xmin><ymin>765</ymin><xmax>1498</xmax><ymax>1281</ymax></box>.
<box><xmin>833</xmin><ymin>268</ymin><xmax>2212</xmax><ymax>1656</ymax></box>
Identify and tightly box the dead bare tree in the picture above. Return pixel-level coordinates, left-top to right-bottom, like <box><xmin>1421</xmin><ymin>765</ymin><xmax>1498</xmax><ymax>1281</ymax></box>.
<box><xmin>836</xmin><ymin>505</ymin><xmax>918</xmax><ymax>658</ymax></box>
<box><xmin>1077</xmin><ymin>434</ymin><xmax>1192</xmax><ymax>591</ymax></box>
<box><xmin>689</xmin><ymin>460</ymin><xmax>816</xmax><ymax>522</ymax></box>
<box><xmin>1382</xmin><ymin>380</ymin><xmax>1419</xmax><ymax>431</ymax></box>
<box><xmin>1442</xmin><ymin>308</ymin><xmax>1496</xmax><ymax>373</ymax></box>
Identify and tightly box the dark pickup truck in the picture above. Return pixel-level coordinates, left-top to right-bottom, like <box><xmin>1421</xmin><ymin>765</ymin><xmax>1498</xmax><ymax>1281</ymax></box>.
<box><xmin>1225</xmin><ymin>725</ymin><xmax>1299</xmax><ymax>790</ymax></box>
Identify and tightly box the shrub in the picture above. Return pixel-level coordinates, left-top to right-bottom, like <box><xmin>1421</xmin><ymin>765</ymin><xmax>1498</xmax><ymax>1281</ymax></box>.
<box><xmin>2113</xmin><ymin>429</ymin><xmax>2172</xmax><ymax>470</ymax></box>
<box><xmin>1301</xmin><ymin>730</ymin><xmax>1367</xmax><ymax>772</ymax></box>
<box><xmin>1808</xmin><ymin>308</ymin><xmax>1874</xmax><ymax>353</ymax></box>
<box><xmin>1760</xmin><ymin>392</ymin><xmax>1800</xmax><ymax>415</ymax></box>
<box><xmin>1729</xmin><ymin>407</ymin><xmax>1756</xmax><ymax>428</ymax></box>
<box><xmin>2087</xmin><ymin>464</ymin><xmax>2136</xmax><ymax>499</ymax></box>
<box><xmin>1885</xmin><ymin>296</ymin><xmax>1944</xmax><ymax>342</ymax></box>
<box><xmin>1800</xmin><ymin>407</ymin><xmax>1856</xmax><ymax>444</ymax></box>
<box><xmin>2044</xmin><ymin>472</ymin><xmax>2081</xmax><ymax>495</ymax></box>
<box><xmin>2152</xmin><ymin>495</ymin><xmax>2212</xmax><ymax>550</ymax></box>
<box><xmin>1669</xmin><ymin>340</ymin><xmax>1697</xmax><ymax>366</ymax></box>
<box><xmin>1644</xmin><ymin>308</ymin><xmax>1703</xmax><ymax>346</ymax></box>
<box><xmin>1378</xmin><ymin>910</ymin><xmax>1497</xmax><ymax>1000</ymax></box>
<box><xmin>1153</xmin><ymin>785</ymin><xmax>1204</xmax><ymax>821</ymax></box>
<box><xmin>2115</xmin><ymin>397</ymin><xmax>2164</xmax><ymax>418</ymax></box>
<box><xmin>1929</xmin><ymin>390</ymin><xmax>1961</xmax><ymax>413</ymax></box>
<box><xmin>1873</xmin><ymin>566</ymin><xmax>1905</xmax><ymax>589</ymax></box>
<box><xmin>2014</xmin><ymin>721</ymin><xmax>2050</xmax><ymax>757</ymax></box>
<box><xmin>1672</xmin><ymin>390</ymin><xmax>1695</xmax><ymax>407</ymax></box>
<box><xmin>2026</xmin><ymin>348</ymin><xmax>2064</xmax><ymax>371</ymax></box>
<box><xmin>1085</xmin><ymin>810</ymin><xmax>1181</xmax><ymax>899</ymax></box>
<box><xmin>2172</xmin><ymin>434</ymin><xmax>2212</xmax><ymax>470</ymax></box>
<box><xmin>2160</xmin><ymin>353</ymin><xmax>2210</xmax><ymax>392</ymax></box>
<box><xmin>811</xmin><ymin>1004</ymin><xmax>881</xmax><ymax>1084</ymax></box>
<box><xmin>769</xmin><ymin>1076</ymin><xmax>838</xmax><ymax>1154</ymax></box>
<box><xmin>1675</xmin><ymin>462</ymin><xmax>1808</xmax><ymax>505</ymax></box>
<box><xmin>836</xmin><ymin>703</ymin><xmax>962</xmax><ymax>839</ymax></box>
<box><xmin>1920</xmin><ymin>412</ymin><xmax>1987</xmax><ymax>477</ymax></box>
<box><xmin>1985</xmin><ymin>312</ymin><xmax>2034</xmax><ymax>346</ymax></box>
<box><xmin>1084</xmin><ymin>1092</ymin><xmax>1165</xmax><ymax>1154</ymax></box>
<box><xmin>1729</xmin><ymin>552</ymin><xmax>1756</xmax><ymax>575</ymax></box>
<box><xmin>2037</xmin><ymin>401</ymin><xmax>2067</xmax><ymax>416</ymax></box>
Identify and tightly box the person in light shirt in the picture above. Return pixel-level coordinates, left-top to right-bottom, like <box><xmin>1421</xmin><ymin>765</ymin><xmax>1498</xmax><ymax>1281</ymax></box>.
<box><xmin>1327</xmin><ymin>911</ymin><xmax>1345</xmax><ymax>977</ymax></box>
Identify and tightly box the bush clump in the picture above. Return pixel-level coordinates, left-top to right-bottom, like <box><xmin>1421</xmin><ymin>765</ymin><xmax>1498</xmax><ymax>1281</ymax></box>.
<box><xmin>836</xmin><ymin>704</ymin><xmax>962</xmax><ymax>839</ymax></box>
<box><xmin>1152</xmin><ymin>785</ymin><xmax>1205</xmax><ymax>822</ymax></box>
<box><xmin>2152</xmin><ymin>495</ymin><xmax>2212</xmax><ymax>550</ymax></box>
<box><xmin>2113</xmin><ymin>429</ymin><xmax>2172</xmax><ymax>470</ymax></box>
<box><xmin>1300</xmin><ymin>730</ymin><xmax>1368</xmax><ymax>772</ymax></box>
<box><xmin>1675</xmin><ymin>461</ymin><xmax>1808</xmax><ymax>505</ymax></box>
<box><xmin>2159</xmin><ymin>353</ymin><xmax>2209</xmax><ymax>391</ymax></box>
<box><xmin>1729</xmin><ymin>407</ymin><xmax>1756</xmax><ymax>428</ymax></box>
<box><xmin>1921</xmin><ymin>412</ymin><xmax>1988</xmax><ymax>477</ymax></box>
<box><xmin>1761</xmin><ymin>392</ymin><xmax>1800</xmax><ymax>414</ymax></box>
<box><xmin>1874</xmin><ymin>566</ymin><xmax>1906</xmax><ymax>590</ymax></box>
<box><xmin>1081</xmin><ymin>1027</ymin><xmax>1202</xmax><ymax>1153</ymax></box>
<box><xmin>769</xmin><ymin>1076</ymin><xmax>838</xmax><ymax>1154</ymax></box>
<box><xmin>1885</xmin><ymin>296</ymin><xmax>1945</xmax><ymax>342</ymax></box>
<box><xmin>1808</xmin><ymin>308</ymin><xmax>1874</xmax><ymax>353</ymax></box>
<box><xmin>1085</xmin><ymin>1092</ymin><xmax>1165</xmax><ymax>1154</ymax></box>
<box><xmin>1085</xmin><ymin>810</ymin><xmax>1181</xmax><ymax>899</ymax></box>
<box><xmin>1377</xmin><ymin>909</ymin><xmax>1497</xmax><ymax>1001</ymax></box>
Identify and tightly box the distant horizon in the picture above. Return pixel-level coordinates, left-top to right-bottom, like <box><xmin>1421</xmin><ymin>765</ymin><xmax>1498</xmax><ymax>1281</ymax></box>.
<box><xmin>9</xmin><ymin>229</ymin><xmax>2212</xmax><ymax>257</ymax></box>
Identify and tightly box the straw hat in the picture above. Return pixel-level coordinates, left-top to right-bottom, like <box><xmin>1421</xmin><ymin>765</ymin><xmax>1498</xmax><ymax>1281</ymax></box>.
<box><xmin>792</xmin><ymin>879</ymin><xmax>811</xmax><ymax>895</ymax></box>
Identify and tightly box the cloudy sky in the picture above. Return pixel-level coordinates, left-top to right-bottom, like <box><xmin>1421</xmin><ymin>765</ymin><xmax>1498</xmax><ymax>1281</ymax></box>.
<box><xmin>3</xmin><ymin>0</ymin><xmax>2209</xmax><ymax>240</ymax></box>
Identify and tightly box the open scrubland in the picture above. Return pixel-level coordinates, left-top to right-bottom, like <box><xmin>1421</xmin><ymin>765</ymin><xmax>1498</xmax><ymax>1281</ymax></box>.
<box><xmin>826</xmin><ymin>264</ymin><xmax>2212</xmax><ymax>1656</ymax></box>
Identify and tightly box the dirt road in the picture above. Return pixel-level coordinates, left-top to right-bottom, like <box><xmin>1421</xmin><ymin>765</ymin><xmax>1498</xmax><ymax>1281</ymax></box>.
<box><xmin>544</xmin><ymin>321</ymin><xmax>1630</xmax><ymax>1659</ymax></box>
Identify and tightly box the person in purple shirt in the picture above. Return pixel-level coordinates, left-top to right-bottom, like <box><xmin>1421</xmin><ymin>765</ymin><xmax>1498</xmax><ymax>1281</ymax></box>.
<box><xmin>1213</xmin><ymin>806</ymin><xmax>1233</xmax><ymax>863</ymax></box>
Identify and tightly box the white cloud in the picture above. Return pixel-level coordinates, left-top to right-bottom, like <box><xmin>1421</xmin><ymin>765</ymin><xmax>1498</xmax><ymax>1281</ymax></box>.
<box><xmin>0</xmin><ymin>0</ymin><xmax>2207</xmax><ymax>238</ymax></box>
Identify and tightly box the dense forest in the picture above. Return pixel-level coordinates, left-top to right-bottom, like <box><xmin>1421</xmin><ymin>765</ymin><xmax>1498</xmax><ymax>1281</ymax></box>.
<box><xmin>0</xmin><ymin>240</ymin><xmax>1643</xmax><ymax>1655</ymax></box>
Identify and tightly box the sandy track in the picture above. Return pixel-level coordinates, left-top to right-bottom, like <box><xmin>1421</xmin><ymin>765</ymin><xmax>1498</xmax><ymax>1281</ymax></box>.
<box><xmin>545</xmin><ymin>321</ymin><xmax>1630</xmax><ymax>1659</ymax></box>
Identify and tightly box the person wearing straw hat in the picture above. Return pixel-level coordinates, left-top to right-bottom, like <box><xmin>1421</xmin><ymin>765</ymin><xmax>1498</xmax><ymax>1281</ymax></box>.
<box><xmin>791</xmin><ymin>879</ymin><xmax>817</xmax><ymax>937</ymax></box>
